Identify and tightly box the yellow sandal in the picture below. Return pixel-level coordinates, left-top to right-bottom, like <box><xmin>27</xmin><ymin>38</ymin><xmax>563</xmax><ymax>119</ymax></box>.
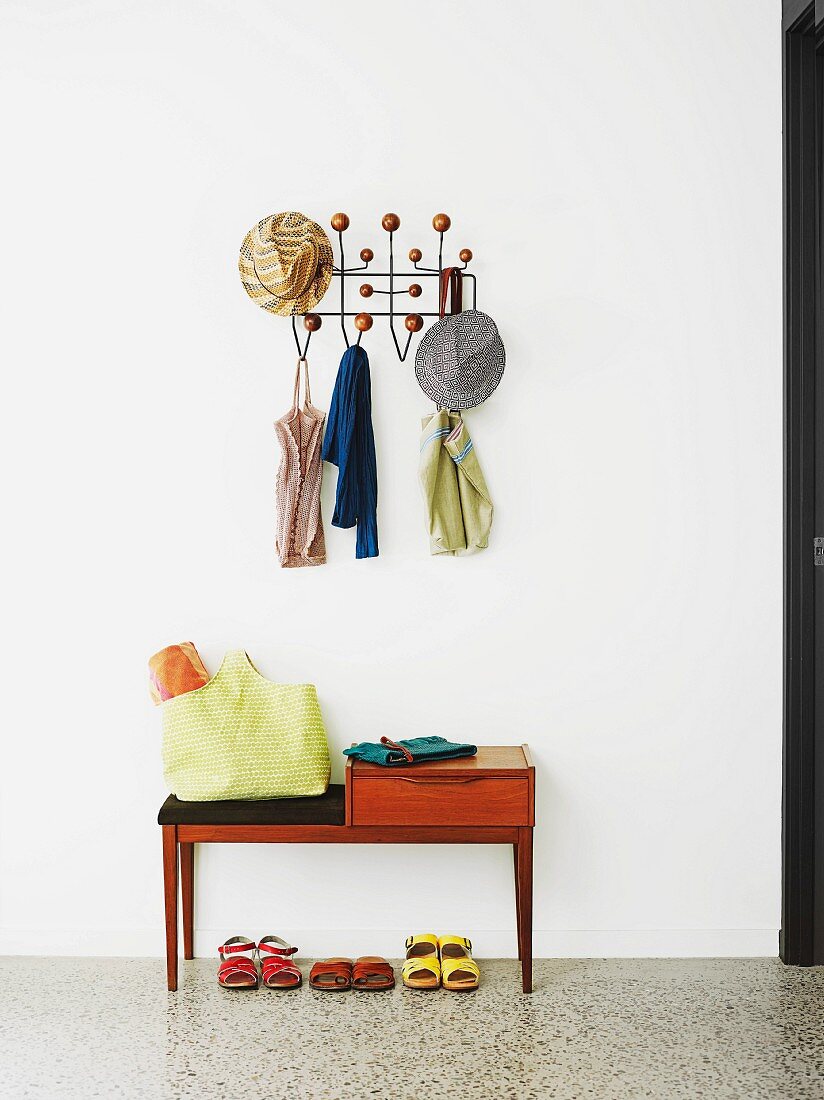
<box><xmin>402</xmin><ymin>933</ymin><xmax>441</xmax><ymax>989</ymax></box>
<box><xmin>439</xmin><ymin>935</ymin><xmax>480</xmax><ymax>992</ymax></box>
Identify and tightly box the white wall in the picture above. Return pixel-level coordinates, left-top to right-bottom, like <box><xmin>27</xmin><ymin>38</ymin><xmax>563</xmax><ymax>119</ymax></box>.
<box><xmin>0</xmin><ymin>0</ymin><xmax>782</xmax><ymax>958</ymax></box>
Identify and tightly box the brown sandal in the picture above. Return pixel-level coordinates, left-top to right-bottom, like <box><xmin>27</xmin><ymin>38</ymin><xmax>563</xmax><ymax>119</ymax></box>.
<box><xmin>352</xmin><ymin>956</ymin><xmax>395</xmax><ymax>991</ymax></box>
<box><xmin>309</xmin><ymin>958</ymin><xmax>353</xmax><ymax>991</ymax></box>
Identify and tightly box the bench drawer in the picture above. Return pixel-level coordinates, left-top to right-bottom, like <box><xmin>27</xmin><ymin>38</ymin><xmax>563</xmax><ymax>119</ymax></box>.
<box><xmin>351</xmin><ymin>776</ymin><xmax>530</xmax><ymax>826</ymax></box>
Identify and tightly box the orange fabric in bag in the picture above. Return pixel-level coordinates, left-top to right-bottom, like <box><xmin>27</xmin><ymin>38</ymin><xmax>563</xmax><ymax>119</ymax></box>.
<box><xmin>149</xmin><ymin>642</ymin><xmax>210</xmax><ymax>705</ymax></box>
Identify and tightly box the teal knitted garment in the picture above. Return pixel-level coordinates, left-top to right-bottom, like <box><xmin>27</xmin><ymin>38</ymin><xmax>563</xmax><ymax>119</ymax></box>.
<box><xmin>342</xmin><ymin>736</ymin><xmax>477</xmax><ymax>767</ymax></box>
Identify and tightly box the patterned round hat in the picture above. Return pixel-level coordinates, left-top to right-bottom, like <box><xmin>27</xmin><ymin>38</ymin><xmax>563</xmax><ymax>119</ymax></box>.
<box><xmin>239</xmin><ymin>211</ymin><xmax>333</xmax><ymax>317</ymax></box>
<box><xmin>415</xmin><ymin>309</ymin><xmax>505</xmax><ymax>409</ymax></box>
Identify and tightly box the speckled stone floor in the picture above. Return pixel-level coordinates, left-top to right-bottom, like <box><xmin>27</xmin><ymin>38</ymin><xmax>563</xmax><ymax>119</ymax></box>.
<box><xmin>0</xmin><ymin>957</ymin><xmax>822</xmax><ymax>1099</ymax></box>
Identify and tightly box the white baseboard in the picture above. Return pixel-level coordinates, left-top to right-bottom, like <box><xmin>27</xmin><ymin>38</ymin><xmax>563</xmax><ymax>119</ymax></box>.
<box><xmin>0</xmin><ymin>928</ymin><xmax>778</xmax><ymax>958</ymax></box>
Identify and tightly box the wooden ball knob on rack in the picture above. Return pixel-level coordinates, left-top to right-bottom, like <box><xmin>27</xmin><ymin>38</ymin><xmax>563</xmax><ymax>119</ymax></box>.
<box><xmin>360</xmin><ymin>248</ymin><xmax>374</xmax><ymax>263</ymax></box>
<box><xmin>405</xmin><ymin>314</ymin><xmax>424</xmax><ymax>333</ymax></box>
<box><xmin>459</xmin><ymin>248</ymin><xmax>473</xmax><ymax>264</ymax></box>
<box><xmin>408</xmin><ymin>248</ymin><xmax>422</xmax><ymax>263</ymax></box>
<box><xmin>432</xmin><ymin>213</ymin><xmax>451</xmax><ymax>232</ymax></box>
<box><xmin>303</xmin><ymin>313</ymin><xmax>322</xmax><ymax>331</ymax></box>
<box><xmin>359</xmin><ymin>284</ymin><xmax>373</xmax><ymax>298</ymax></box>
<box><xmin>330</xmin><ymin>212</ymin><xmax>350</xmax><ymax>232</ymax></box>
<box><xmin>408</xmin><ymin>284</ymin><xmax>422</xmax><ymax>298</ymax></box>
<box><xmin>354</xmin><ymin>312</ymin><xmax>373</xmax><ymax>332</ymax></box>
<box><xmin>382</xmin><ymin>213</ymin><xmax>401</xmax><ymax>232</ymax></box>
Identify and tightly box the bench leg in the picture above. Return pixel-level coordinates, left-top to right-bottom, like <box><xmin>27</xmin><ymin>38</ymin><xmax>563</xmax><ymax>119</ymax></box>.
<box><xmin>162</xmin><ymin>825</ymin><xmax>178</xmax><ymax>991</ymax></box>
<box><xmin>180</xmin><ymin>842</ymin><xmax>194</xmax><ymax>960</ymax></box>
<box><xmin>513</xmin><ymin>843</ymin><xmax>522</xmax><ymax>960</ymax></box>
<box><xmin>517</xmin><ymin>827</ymin><xmax>533</xmax><ymax>993</ymax></box>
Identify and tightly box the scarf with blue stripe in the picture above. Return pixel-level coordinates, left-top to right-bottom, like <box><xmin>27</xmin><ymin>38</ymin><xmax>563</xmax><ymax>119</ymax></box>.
<box><xmin>321</xmin><ymin>345</ymin><xmax>378</xmax><ymax>558</ymax></box>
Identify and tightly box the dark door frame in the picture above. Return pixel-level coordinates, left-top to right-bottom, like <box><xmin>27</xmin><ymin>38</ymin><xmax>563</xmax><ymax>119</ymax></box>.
<box><xmin>782</xmin><ymin>0</ymin><xmax>824</xmax><ymax>965</ymax></box>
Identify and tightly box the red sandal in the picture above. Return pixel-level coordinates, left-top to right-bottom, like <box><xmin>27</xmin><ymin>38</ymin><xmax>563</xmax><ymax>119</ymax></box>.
<box><xmin>217</xmin><ymin>936</ymin><xmax>259</xmax><ymax>989</ymax></box>
<box><xmin>258</xmin><ymin>936</ymin><xmax>302</xmax><ymax>989</ymax></box>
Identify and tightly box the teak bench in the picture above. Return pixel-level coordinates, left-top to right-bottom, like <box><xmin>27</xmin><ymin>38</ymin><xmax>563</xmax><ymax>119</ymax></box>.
<box><xmin>159</xmin><ymin>743</ymin><xmax>535</xmax><ymax>992</ymax></box>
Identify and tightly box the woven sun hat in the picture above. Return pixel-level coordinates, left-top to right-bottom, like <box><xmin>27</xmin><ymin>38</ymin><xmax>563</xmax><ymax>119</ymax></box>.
<box><xmin>238</xmin><ymin>211</ymin><xmax>334</xmax><ymax>317</ymax></box>
<box><xmin>415</xmin><ymin>309</ymin><xmax>506</xmax><ymax>410</ymax></box>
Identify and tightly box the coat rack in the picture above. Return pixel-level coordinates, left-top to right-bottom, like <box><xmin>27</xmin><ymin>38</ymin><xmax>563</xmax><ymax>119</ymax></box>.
<box><xmin>291</xmin><ymin>213</ymin><xmax>477</xmax><ymax>362</ymax></box>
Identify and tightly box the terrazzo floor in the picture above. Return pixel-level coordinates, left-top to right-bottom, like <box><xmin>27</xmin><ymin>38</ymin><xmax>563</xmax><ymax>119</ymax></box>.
<box><xmin>1</xmin><ymin>957</ymin><xmax>823</xmax><ymax>1099</ymax></box>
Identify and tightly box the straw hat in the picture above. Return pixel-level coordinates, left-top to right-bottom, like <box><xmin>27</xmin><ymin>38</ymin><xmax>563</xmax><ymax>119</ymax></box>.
<box><xmin>415</xmin><ymin>310</ymin><xmax>506</xmax><ymax>409</ymax></box>
<box><xmin>239</xmin><ymin>211</ymin><xmax>333</xmax><ymax>317</ymax></box>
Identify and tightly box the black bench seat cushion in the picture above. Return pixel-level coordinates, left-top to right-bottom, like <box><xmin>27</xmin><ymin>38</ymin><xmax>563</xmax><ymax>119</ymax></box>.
<box><xmin>158</xmin><ymin>785</ymin><xmax>346</xmax><ymax>826</ymax></box>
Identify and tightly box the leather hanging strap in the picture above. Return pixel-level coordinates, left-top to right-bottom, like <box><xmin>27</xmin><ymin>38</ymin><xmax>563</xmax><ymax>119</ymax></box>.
<box><xmin>439</xmin><ymin>267</ymin><xmax>463</xmax><ymax>318</ymax></box>
<box><xmin>380</xmin><ymin>736</ymin><xmax>414</xmax><ymax>762</ymax></box>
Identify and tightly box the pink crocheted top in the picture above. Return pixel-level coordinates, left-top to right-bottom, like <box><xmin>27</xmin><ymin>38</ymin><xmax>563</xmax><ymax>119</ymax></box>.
<box><xmin>274</xmin><ymin>360</ymin><xmax>326</xmax><ymax>568</ymax></box>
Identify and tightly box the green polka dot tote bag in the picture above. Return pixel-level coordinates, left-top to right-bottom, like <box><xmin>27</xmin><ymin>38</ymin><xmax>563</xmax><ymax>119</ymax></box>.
<box><xmin>161</xmin><ymin>650</ymin><xmax>331</xmax><ymax>801</ymax></box>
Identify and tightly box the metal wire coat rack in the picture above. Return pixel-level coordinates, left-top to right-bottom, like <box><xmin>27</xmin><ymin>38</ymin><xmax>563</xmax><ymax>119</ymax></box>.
<box><xmin>291</xmin><ymin>213</ymin><xmax>476</xmax><ymax>361</ymax></box>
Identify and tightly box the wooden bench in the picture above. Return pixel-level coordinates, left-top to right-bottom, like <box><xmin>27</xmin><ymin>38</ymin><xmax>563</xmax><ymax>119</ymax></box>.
<box><xmin>159</xmin><ymin>744</ymin><xmax>535</xmax><ymax>992</ymax></box>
